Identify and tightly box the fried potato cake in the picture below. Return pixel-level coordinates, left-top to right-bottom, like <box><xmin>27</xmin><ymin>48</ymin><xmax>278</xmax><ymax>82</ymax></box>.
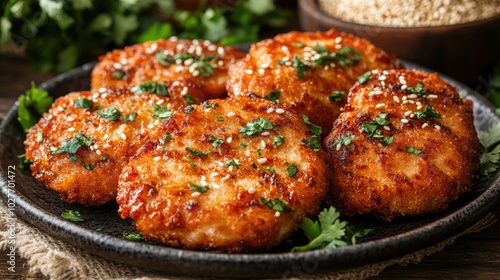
<box><xmin>323</xmin><ymin>69</ymin><xmax>481</xmax><ymax>221</ymax></box>
<box><xmin>91</xmin><ymin>38</ymin><xmax>245</xmax><ymax>101</ymax></box>
<box><xmin>226</xmin><ymin>29</ymin><xmax>401</xmax><ymax>136</ymax></box>
<box><xmin>24</xmin><ymin>89</ymin><xmax>182</xmax><ymax>205</ymax></box>
<box><xmin>117</xmin><ymin>97</ymin><xmax>328</xmax><ymax>252</ymax></box>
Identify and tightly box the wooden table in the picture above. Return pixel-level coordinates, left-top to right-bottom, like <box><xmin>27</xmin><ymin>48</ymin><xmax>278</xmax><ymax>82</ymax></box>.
<box><xmin>1</xmin><ymin>51</ymin><xmax>500</xmax><ymax>279</ymax></box>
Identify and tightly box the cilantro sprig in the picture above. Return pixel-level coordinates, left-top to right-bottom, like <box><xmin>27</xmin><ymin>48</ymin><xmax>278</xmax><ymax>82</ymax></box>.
<box><xmin>17</xmin><ymin>82</ymin><xmax>53</xmax><ymax>133</ymax></box>
<box><xmin>240</xmin><ymin>118</ymin><xmax>275</xmax><ymax>137</ymax></box>
<box><xmin>479</xmin><ymin>122</ymin><xmax>500</xmax><ymax>173</ymax></box>
<box><xmin>292</xmin><ymin>207</ymin><xmax>372</xmax><ymax>252</ymax></box>
<box><xmin>50</xmin><ymin>132</ymin><xmax>93</xmax><ymax>155</ymax></box>
<box><xmin>61</xmin><ymin>210</ymin><xmax>84</xmax><ymax>222</ymax></box>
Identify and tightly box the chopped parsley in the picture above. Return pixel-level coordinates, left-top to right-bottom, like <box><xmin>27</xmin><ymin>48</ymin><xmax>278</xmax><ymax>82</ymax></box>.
<box><xmin>61</xmin><ymin>210</ymin><xmax>84</xmax><ymax>222</ymax></box>
<box><xmin>188</xmin><ymin>183</ymin><xmax>209</xmax><ymax>193</ymax></box>
<box><xmin>216</xmin><ymin>116</ymin><xmax>224</xmax><ymax>122</ymax></box>
<box><xmin>273</xmin><ymin>135</ymin><xmax>285</xmax><ymax>148</ymax></box>
<box><xmin>155</xmin><ymin>51</ymin><xmax>170</xmax><ymax>66</ymax></box>
<box><xmin>333</xmin><ymin>135</ymin><xmax>355</xmax><ymax>148</ymax></box>
<box><xmin>112</xmin><ymin>71</ymin><xmax>125</xmax><ymax>80</ymax></box>
<box><xmin>281</xmin><ymin>54</ymin><xmax>311</xmax><ymax>78</ymax></box>
<box><xmin>313</xmin><ymin>45</ymin><xmax>361</xmax><ymax>66</ymax></box>
<box><xmin>302</xmin><ymin>135</ymin><xmax>321</xmax><ymax>152</ymax></box>
<box><xmin>159</xmin><ymin>132</ymin><xmax>173</xmax><ymax>145</ymax></box>
<box><xmin>357</xmin><ymin>71</ymin><xmax>373</xmax><ymax>84</ymax></box>
<box><xmin>122</xmin><ymin>232</ymin><xmax>145</xmax><ymax>241</ymax></box>
<box><xmin>328</xmin><ymin>91</ymin><xmax>345</xmax><ymax>102</ymax></box>
<box><xmin>360</xmin><ymin>113</ymin><xmax>391</xmax><ymax>139</ymax></box>
<box><xmin>415</xmin><ymin>104</ymin><xmax>441</xmax><ymax>120</ymax></box>
<box><xmin>184</xmin><ymin>105</ymin><xmax>194</xmax><ymax>114</ymax></box>
<box><xmin>240</xmin><ymin>118</ymin><xmax>275</xmax><ymax>137</ymax></box>
<box><xmin>260</xmin><ymin>197</ymin><xmax>292</xmax><ymax>213</ymax></box>
<box><xmin>287</xmin><ymin>163</ymin><xmax>298</xmax><ymax>178</ymax></box>
<box><xmin>74</xmin><ymin>98</ymin><xmax>93</xmax><ymax>109</ymax></box>
<box><xmin>203</xmin><ymin>103</ymin><xmax>219</xmax><ymax>110</ymax></box>
<box><xmin>239</xmin><ymin>143</ymin><xmax>247</xmax><ymax>148</ymax></box>
<box><xmin>264</xmin><ymin>91</ymin><xmax>280</xmax><ymax>103</ymax></box>
<box><xmin>151</xmin><ymin>103</ymin><xmax>173</xmax><ymax>120</ymax></box>
<box><xmin>131</xmin><ymin>81</ymin><xmax>169</xmax><ymax>96</ymax></box>
<box><xmin>301</xmin><ymin>114</ymin><xmax>322</xmax><ymax>136</ymax></box>
<box><xmin>380</xmin><ymin>136</ymin><xmax>393</xmax><ymax>146</ymax></box>
<box><xmin>184</xmin><ymin>94</ymin><xmax>195</xmax><ymax>105</ymax></box>
<box><xmin>292</xmin><ymin>206</ymin><xmax>372</xmax><ymax>252</ymax></box>
<box><xmin>208</xmin><ymin>136</ymin><xmax>224</xmax><ymax>148</ymax></box>
<box><xmin>80</xmin><ymin>162</ymin><xmax>94</xmax><ymax>170</ymax></box>
<box><xmin>294</xmin><ymin>42</ymin><xmax>305</xmax><ymax>48</ymax></box>
<box><xmin>194</xmin><ymin>60</ymin><xmax>217</xmax><ymax>77</ymax></box>
<box><xmin>406</xmin><ymin>146</ymin><xmax>422</xmax><ymax>155</ymax></box>
<box><xmin>36</xmin><ymin>131</ymin><xmax>43</xmax><ymax>143</ymax></box>
<box><xmin>123</xmin><ymin>112</ymin><xmax>137</xmax><ymax>122</ymax></box>
<box><xmin>51</xmin><ymin>132</ymin><xmax>93</xmax><ymax>155</ymax></box>
<box><xmin>225</xmin><ymin>159</ymin><xmax>241</xmax><ymax>169</ymax></box>
<box><xmin>479</xmin><ymin>122</ymin><xmax>500</xmax><ymax>173</ymax></box>
<box><xmin>186</xmin><ymin>147</ymin><xmax>211</xmax><ymax>157</ymax></box>
<box><xmin>262</xmin><ymin>166</ymin><xmax>276</xmax><ymax>173</ymax></box>
<box><xmin>97</xmin><ymin>107</ymin><xmax>122</xmax><ymax>121</ymax></box>
<box><xmin>18</xmin><ymin>82</ymin><xmax>53</xmax><ymax>132</ymax></box>
<box><xmin>406</xmin><ymin>82</ymin><xmax>428</xmax><ymax>96</ymax></box>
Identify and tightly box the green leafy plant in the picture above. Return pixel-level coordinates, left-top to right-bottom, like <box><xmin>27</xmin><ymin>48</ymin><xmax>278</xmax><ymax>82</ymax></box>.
<box><xmin>1</xmin><ymin>0</ymin><xmax>289</xmax><ymax>73</ymax></box>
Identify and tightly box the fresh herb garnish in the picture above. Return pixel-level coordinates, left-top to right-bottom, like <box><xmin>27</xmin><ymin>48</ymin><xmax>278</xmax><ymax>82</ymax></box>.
<box><xmin>51</xmin><ymin>132</ymin><xmax>93</xmax><ymax>155</ymax></box>
<box><xmin>262</xmin><ymin>166</ymin><xmax>276</xmax><ymax>173</ymax></box>
<box><xmin>479</xmin><ymin>121</ymin><xmax>500</xmax><ymax>173</ymax></box>
<box><xmin>273</xmin><ymin>135</ymin><xmax>285</xmax><ymax>148</ymax></box>
<box><xmin>313</xmin><ymin>45</ymin><xmax>360</xmax><ymax>66</ymax></box>
<box><xmin>203</xmin><ymin>103</ymin><xmax>219</xmax><ymax>110</ymax></box>
<box><xmin>151</xmin><ymin>103</ymin><xmax>173</xmax><ymax>120</ymax></box>
<box><xmin>17</xmin><ymin>82</ymin><xmax>53</xmax><ymax>133</ymax></box>
<box><xmin>360</xmin><ymin>113</ymin><xmax>391</xmax><ymax>139</ymax></box>
<box><xmin>36</xmin><ymin>131</ymin><xmax>43</xmax><ymax>143</ymax></box>
<box><xmin>333</xmin><ymin>135</ymin><xmax>355</xmax><ymax>149</ymax></box>
<box><xmin>406</xmin><ymin>146</ymin><xmax>422</xmax><ymax>155</ymax></box>
<box><xmin>131</xmin><ymin>81</ymin><xmax>169</xmax><ymax>96</ymax></box>
<box><xmin>292</xmin><ymin>207</ymin><xmax>372</xmax><ymax>252</ymax></box>
<box><xmin>302</xmin><ymin>135</ymin><xmax>321</xmax><ymax>152</ymax></box>
<box><xmin>186</xmin><ymin>147</ymin><xmax>211</xmax><ymax>157</ymax></box>
<box><xmin>264</xmin><ymin>91</ymin><xmax>280</xmax><ymax>103</ymax></box>
<box><xmin>380</xmin><ymin>136</ymin><xmax>393</xmax><ymax>146</ymax></box>
<box><xmin>301</xmin><ymin>114</ymin><xmax>322</xmax><ymax>136</ymax></box>
<box><xmin>184</xmin><ymin>105</ymin><xmax>194</xmax><ymax>114</ymax></box>
<box><xmin>123</xmin><ymin>233</ymin><xmax>145</xmax><ymax>242</ymax></box>
<box><xmin>406</xmin><ymin>82</ymin><xmax>428</xmax><ymax>96</ymax></box>
<box><xmin>18</xmin><ymin>154</ymin><xmax>32</xmax><ymax>170</ymax></box>
<box><xmin>97</xmin><ymin>107</ymin><xmax>122</xmax><ymax>121</ymax></box>
<box><xmin>357</xmin><ymin>71</ymin><xmax>373</xmax><ymax>84</ymax></box>
<box><xmin>240</xmin><ymin>118</ymin><xmax>275</xmax><ymax>137</ymax></box>
<box><xmin>159</xmin><ymin>132</ymin><xmax>173</xmax><ymax>145</ymax></box>
<box><xmin>61</xmin><ymin>210</ymin><xmax>84</xmax><ymax>222</ymax></box>
<box><xmin>123</xmin><ymin>112</ymin><xmax>138</xmax><ymax>122</ymax></box>
<box><xmin>287</xmin><ymin>163</ymin><xmax>298</xmax><ymax>178</ymax></box>
<box><xmin>328</xmin><ymin>91</ymin><xmax>345</xmax><ymax>102</ymax></box>
<box><xmin>216</xmin><ymin>116</ymin><xmax>224</xmax><ymax>122</ymax></box>
<box><xmin>112</xmin><ymin>71</ymin><xmax>125</xmax><ymax>80</ymax></box>
<box><xmin>80</xmin><ymin>162</ymin><xmax>95</xmax><ymax>170</ymax></box>
<box><xmin>74</xmin><ymin>98</ymin><xmax>93</xmax><ymax>109</ymax></box>
<box><xmin>290</xmin><ymin>55</ymin><xmax>310</xmax><ymax>78</ymax></box>
<box><xmin>188</xmin><ymin>183</ymin><xmax>209</xmax><ymax>193</ymax></box>
<box><xmin>415</xmin><ymin>104</ymin><xmax>441</xmax><ymax>120</ymax></box>
<box><xmin>225</xmin><ymin>159</ymin><xmax>241</xmax><ymax>169</ymax></box>
<box><xmin>184</xmin><ymin>94</ymin><xmax>195</xmax><ymax>105</ymax></box>
<box><xmin>260</xmin><ymin>197</ymin><xmax>292</xmax><ymax>213</ymax></box>
<box><xmin>209</xmin><ymin>136</ymin><xmax>224</xmax><ymax>148</ymax></box>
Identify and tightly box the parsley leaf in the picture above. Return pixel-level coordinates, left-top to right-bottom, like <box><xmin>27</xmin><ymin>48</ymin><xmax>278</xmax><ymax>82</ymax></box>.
<box><xmin>333</xmin><ymin>135</ymin><xmax>355</xmax><ymax>149</ymax></box>
<box><xmin>151</xmin><ymin>103</ymin><xmax>173</xmax><ymax>120</ymax></box>
<box><xmin>328</xmin><ymin>91</ymin><xmax>345</xmax><ymax>102</ymax></box>
<box><xmin>123</xmin><ymin>232</ymin><xmax>145</xmax><ymax>242</ymax></box>
<box><xmin>380</xmin><ymin>136</ymin><xmax>393</xmax><ymax>146</ymax></box>
<box><xmin>184</xmin><ymin>94</ymin><xmax>195</xmax><ymax>105</ymax></box>
<box><xmin>18</xmin><ymin>82</ymin><xmax>53</xmax><ymax>132</ymax></box>
<box><xmin>287</xmin><ymin>163</ymin><xmax>298</xmax><ymax>178</ymax></box>
<box><xmin>292</xmin><ymin>207</ymin><xmax>372</xmax><ymax>252</ymax></box>
<box><xmin>61</xmin><ymin>210</ymin><xmax>84</xmax><ymax>222</ymax></box>
<box><xmin>209</xmin><ymin>136</ymin><xmax>224</xmax><ymax>148</ymax></box>
<box><xmin>240</xmin><ymin>118</ymin><xmax>275</xmax><ymax>137</ymax></box>
<box><xmin>131</xmin><ymin>81</ymin><xmax>169</xmax><ymax>96</ymax></box>
<box><xmin>360</xmin><ymin>113</ymin><xmax>391</xmax><ymax>139</ymax></box>
<box><xmin>479</xmin><ymin>122</ymin><xmax>500</xmax><ymax>173</ymax></box>
<box><xmin>184</xmin><ymin>105</ymin><xmax>194</xmax><ymax>114</ymax></box>
<box><xmin>313</xmin><ymin>45</ymin><xmax>360</xmax><ymax>66</ymax></box>
<box><xmin>357</xmin><ymin>71</ymin><xmax>373</xmax><ymax>84</ymax></box>
<box><xmin>302</xmin><ymin>135</ymin><xmax>321</xmax><ymax>152</ymax></box>
<box><xmin>406</xmin><ymin>146</ymin><xmax>422</xmax><ymax>155</ymax></box>
<box><xmin>225</xmin><ymin>159</ymin><xmax>241</xmax><ymax>169</ymax></box>
<box><xmin>51</xmin><ymin>132</ymin><xmax>93</xmax><ymax>155</ymax></box>
<box><xmin>260</xmin><ymin>197</ymin><xmax>292</xmax><ymax>213</ymax></box>
<box><xmin>112</xmin><ymin>71</ymin><xmax>125</xmax><ymax>79</ymax></box>
<box><xmin>188</xmin><ymin>183</ymin><xmax>209</xmax><ymax>193</ymax></box>
<box><xmin>97</xmin><ymin>107</ymin><xmax>122</xmax><ymax>121</ymax></box>
<box><xmin>264</xmin><ymin>91</ymin><xmax>280</xmax><ymax>103</ymax></box>
<box><xmin>74</xmin><ymin>98</ymin><xmax>93</xmax><ymax>109</ymax></box>
<box><xmin>123</xmin><ymin>112</ymin><xmax>137</xmax><ymax>122</ymax></box>
<box><xmin>301</xmin><ymin>114</ymin><xmax>322</xmax><ymax>136</ymax></box>
<box><xmin>273</xmin><ymin>134</ymin><xmax>285</xmax><ymax>148</ymax></box>
<box><xmin>414</xmin><ymin>104</ymin><xmax>441</xmax><ymax>120</ymax></box>
<box><xmin>186</xmin><ymin>147</ymin><xmax>211</xmax><ymax>157</ymax></box>
<box><xmin>406</xmin><ymin>82</ymin><xmax>428</xmax><ymax>96</ymax></box>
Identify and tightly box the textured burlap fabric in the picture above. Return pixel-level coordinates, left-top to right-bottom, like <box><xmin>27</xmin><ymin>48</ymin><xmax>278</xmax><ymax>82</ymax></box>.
<box><xmin>0</xmin><ymin>198</ymin><xmax>496</xmax><ymax>280</ymax></box>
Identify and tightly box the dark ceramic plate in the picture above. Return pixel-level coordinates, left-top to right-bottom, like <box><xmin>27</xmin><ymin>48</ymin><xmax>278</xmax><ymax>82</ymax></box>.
<box><xmin>1</xmin><ymin>61</ymin><xmax>500</xmax><ymax>279</ymax></box>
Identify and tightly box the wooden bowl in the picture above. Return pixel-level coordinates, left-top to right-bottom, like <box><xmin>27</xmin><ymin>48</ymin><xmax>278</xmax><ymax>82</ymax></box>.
<box><xmin>298</xmin><ymin>0</ymin><xmax>500</xmax><ymax>87</ymax></box>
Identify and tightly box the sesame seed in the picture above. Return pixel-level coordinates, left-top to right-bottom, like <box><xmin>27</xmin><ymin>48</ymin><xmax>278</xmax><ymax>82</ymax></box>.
<box><xmin>156</xmin><ymin>99</ymin><xmax>165</xmax><ymax>105</ymax></box>
<box><xmin>57</xmin><ymin>106</ymin><xmax>64</xmax><ymax>112</ymax></box>
<box><xmin>227</xmin><ymin>137</ymin><xmax>233</xmax><ymax>143</ymax></box>
<box><xmin>383</xmin><ymin>70</ymin><xmax>389</xmax><ymax>75</ymax></box>
<box><xmin>393</xmin><ymin>96</ymin><xmax>401</xmax><ymax>103</ymax></box>
<box><xmin>66</xmin><ymin>116</ymin><xmax>75</xmax><ymax>122</ymax></box>
<box><xmin>191</xmin><ymin>192</ymin><xmax>201</xmax><ymax>198</ymax></box>
<box><xmin>228</xmin><ymin>165</ymin><xmax>234</xmax><ymax>172</ymax></box>
<box><xmin>376</xmin><ymin>103</ymin><xmax>386</xmax><ymax>109</ymax></box>
<box><xmin>227</xmin><ymin>112</ymin><xmax>236</xmax><ymax>117</ymax></box>
<box><xmin>245</xmin><ymin>69</ymin><xmax>253</xmax><ymax>75</ymax></box>
<box><xmin>258</xmin><ymin>68</ymin><xmax>265</xmax><ymax>75</ymax></box>
<box><xmin>407</xmin><ymin>94</ymin><xmax>418</xmax><ymax>99</ymax></box>
<box><xmin>192</xmin><ymin>70</ymin><xmax>200</xmax><ymax>77</ymax></box>
<box><xmin>404</xmin><ymin>110</ymin><xmax>412</xmax><ymax>117</ymax></box>
<box><xmin>98</xmin><ymin>87</ymin><xmax>107</xmax><ymax>93</ymax></box>
<box><xmin>383</xmin><ymin>125</ymin><xmax>391</xmax><ymax>131</ymax></box>
<box><xmin>67</xmin><ymin>127</ymin><xmax>75</xmax><ymax>132</ymax></box>
<box><xmin>435</xmin><ymin>125</ymin><xmax>442</xmax><ymax>130</ymax></box>
<box><xmin>92</xmin><ymin>93</ymin><xmax>100</xmax><ymax>99</ymax></box>
<box><xmin>257</xmin><ymin>158</ymin><xmax>267</xmax><ymax>164</ymax></box>
<box><xmin>148</xmin><ymin>124</ymin><xmax>154</xmax><ymax>129</ymax></box>
<box><xmin>401</xmin><ymin>118</ymin><xmax>409</xmax><ymax>123</ymax></box>
<box><xmin>410</xmin><ymin>113</ymin><xmax>415</xmax><ymax>118</ymax></box>
<box><xmin>147</xmin><ymin>43</ymin><xmax>158</xmax><ymax>54</ymax></box>
<box><xmin>120</xmin><ymin>58</ymin><xmax>128</xmax><ymax>65</ymax></box>
<box><xmin>113</xmin><ymin>62</ymin><xmax>123</xmax><ymax>70</ymax></box>
<box><xmin>417</xmin><ymin>105</ymin><xmax>423</xmax><ymax>110</ymax></box>
<box><xmin>368</xmin><ymin>91</ymin><xmax>375</xmax><ymax>97</ymax></box>
<box><xmin>261</xmin><ymin>131</ymin><xmax>270</xmax><ymax>136</ymax></box>
<box><xmin>154</xmin><ymin>119</ymin><xmax>160</xmax><ymax>126</ymax></box>
<box><xmin>96</xmin><ymin>150</ymin><xmax>102</xmax><ymax>156</ymax></box>
<box><xmin>210</xmin><ymin>172</ymin><xmax>219</xmax><ymax>177</ymax></box>
<box><xmin>428</xmin><ymin>94</ymin><xmax>438</xmax><ymax>99</ymax></box>
<box><xmin>401</xmin><ymin>85</ymin><xmax>408</xmax><ymax>90</ymax></box>
<box><xmin>378</xmin><ymin>75</ymin><xmax>387</xmax><ymax>81</ymax></box>
<box><xmin>267</xmin><ymin>108</ymin><xmax>274</xmax><ymax>113</ymax></box>
<box><xmin>245</xmin><ymin>150</ymin><xmax>251</xmax><ymax>157</ymax></box>
<box><xmin>208</xmin><ymin>45</ymin><xmax>217</xmax><ymax>51</ymax></box>
<box><xmin>275</xmin><ymin>211</ymin><xmax>281</xmax><ymax>217</ymax></box>
<box><xmin>261</xmin><ymin>140</ymin><xmax>267</xmax><ymax>148</ymax></box>
<box><xmin>120</xmin><ymin>133</ymin><xmax>127</xmax><ymax>140</ymax></box>
<box><xmin>153</xmin><ymin>156</ymin><xmax>161</xmax><ymax>162</ymax></box>
<box><xmin>221</xmin><ymin>174</ymin><xmax>231</xmax><ymax>182</ymax></box>
<box><xmin>335</xmin><ymin>44</ymin><xmax>342</xmax><ymax>49</ymax></box>
<box><xmin>381</xmin><ymin>81</ymin><xmax>386</xmax><ymax>87</ymax></box>
<box><xmin>103</xmin><ymin>143</ymin><xmax>111</xmax><ymax>149</ymax></box>
<box><xmin>212</xmin><ymin>184</ymin><xmax>221</xmax><ymax>189</ymax></box>
<box><xmin>275</xmin><ymin>108</ymin><xmax>285</xmax><ymax>114</ymax></box>
<box><xmin>184</xmin><ymin>58</ymin><xmax>194</xmax><ymax>66</ymax></box>
<box><xmin>217</xmin><ymin>46</ymin><xmax>225</xmax><ymax>56</ymax></box>
<box><xmin>181</xmin><ymin>87</ymin><xmax>189</xmax><ymax>96</ymax></box>
<box><xmin>334</xmin><ymin>36</ymin><xmax>342</xmax><ymax>44</ymax></box>
<box><xmin>93</xmin><ymin>144</ymin><xmax>99</xmax><ymax>150</ymax></box>
<box><xmin>248</xmin><ymin>187</ymin><xmax>256</xmax><ymax>194</ymax></box>
<box><xmin>281</xmin><ymin>45</ymin><xmax>289</xmax><ymax>53</ymax></box>
<box><xmin>422</xmin><ymin>123</ymin><xmax>429</xmax><ymax>128</ymax></box>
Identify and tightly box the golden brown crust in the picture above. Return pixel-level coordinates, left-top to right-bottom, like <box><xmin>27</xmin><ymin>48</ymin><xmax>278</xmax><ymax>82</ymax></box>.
<box><xmin>116</xmin><ymin>96</ymin><xmax>328</xmax><ymax>252</ymax></box>
<box><xmin>226</xmin><ymin>29</ymin><xmax>402</xmax><ymax>136</ymax></box>
<box><xmin>91</xmin><ymin>38</ymin><xmax>245</xmax><ymax>100</ymax></box>
<box><xmin>24</xmin><ymin>90</ymin><xmax>179</xmax><ymax>205</ymax></box>
<box><xmin>323</xmin><ymin>69</ymin><xmax>481</xmax><ymax>221</ymax></box>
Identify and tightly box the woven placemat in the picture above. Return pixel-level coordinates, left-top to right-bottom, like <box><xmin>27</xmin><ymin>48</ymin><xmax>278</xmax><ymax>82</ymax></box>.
<box><xmin>0</xmin><ymin>198</ymin><xmax>496</xmax><ymax>280</ymax></box>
